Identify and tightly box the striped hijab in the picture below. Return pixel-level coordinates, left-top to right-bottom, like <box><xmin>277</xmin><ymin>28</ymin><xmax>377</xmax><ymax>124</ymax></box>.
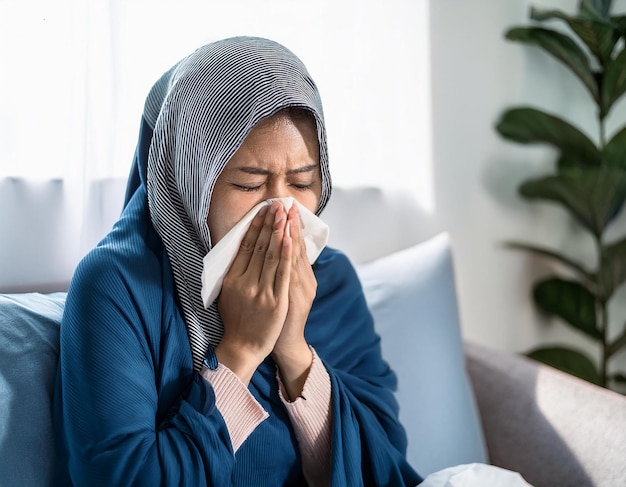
<box><xmin>144</xmin><ymin>37</ymin><xmax>332</xmax><ymax>370</ymax></box>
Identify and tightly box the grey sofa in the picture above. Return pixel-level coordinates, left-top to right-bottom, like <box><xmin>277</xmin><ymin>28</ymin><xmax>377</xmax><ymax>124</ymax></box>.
<box><xmin>467</xmin><ymin>343</ymin><xmax>626</xmax><ymax>486</ymax></box>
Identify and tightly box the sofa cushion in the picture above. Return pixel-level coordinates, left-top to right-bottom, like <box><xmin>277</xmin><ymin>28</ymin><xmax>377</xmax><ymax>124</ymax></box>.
<box><xmin>0</xmin><ymin>234</ymin><xmax>487</xmax><ymax>482</ymax></box>
<box><xmin>0</xmin><ymin>292</ymin><xmax>65</xmax><ymax>487</ymax></box>
<box><xmin>356</xmin><ymin>233</ymin><xmax>488</xmax><ymax>476</ymax></box>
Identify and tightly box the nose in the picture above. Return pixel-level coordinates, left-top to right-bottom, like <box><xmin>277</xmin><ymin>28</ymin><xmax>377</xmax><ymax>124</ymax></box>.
<box><xmin>264</xmin><ymin>179</ymin><xmax>292</xmax><ymax>202</ymax></box>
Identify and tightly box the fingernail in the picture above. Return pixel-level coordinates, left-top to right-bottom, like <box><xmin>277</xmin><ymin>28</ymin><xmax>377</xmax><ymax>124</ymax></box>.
<box><xmin>258</xmin><ymin>206</ymin><xmax>268</xmax><ymax>216</ymax></box>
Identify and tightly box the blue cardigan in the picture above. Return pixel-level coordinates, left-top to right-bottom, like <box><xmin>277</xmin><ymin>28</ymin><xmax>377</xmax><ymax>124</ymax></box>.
<box><xmin>53</xmin><ymin>119</ymin><xmax>422</xmax><ymax>486</ymax></box>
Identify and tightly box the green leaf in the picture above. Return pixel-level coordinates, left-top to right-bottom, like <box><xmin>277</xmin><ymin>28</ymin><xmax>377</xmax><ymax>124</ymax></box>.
<box><xmin>599</xmin><ymin>236</ymin><xmax>626</xmax><ymax>298</ymax></box>
<box><xmin>601</xmin><ymin>48</ymin><xmax>626</xmax><ymax>117</ymax></box>
<box><xmin>533</xmin><ymin>278</ymin><xmax>601</xmax><ymax>339</ymax></box>
<box><xmin>531</xmin><ymin>8</ymin><xmax>616</xmax><ymax>65</ymax></box>
<box><xmin>527</xmin><ymin>346</ymin><xmax>602</xmax><ymax>385</ymax></box>
<box><xmin>579</xmin><ymin>0</ymin><xmax>613</xmax><ymax>21</ymax></box>
<box><xmin>504</xmin><ymin>241</ymin><xmax>594</xmax><ymax>280</ymax></box>
<box><xmin>505</xmin><ymin>27</ymin><xmax>599</xmax><ymax>103</ymax></box>
<box><xmin>611</xmin><ymin>15</ymin><xmax>626</xmax><ymax>37</ymax></box>
<box><xmin>603</xmin><ymin>126</ymin><xmax>626</xmax><ymax>169</ymax></box>
<box><xmin>557</xmin><ymin>153</ymin><xmax>584</xmax><ymax>170</ymax></box>
<box><xmin>520</xmin><ymin>168</ymin><xmax>626</xmax><ymax>236</ymax></box>
<box><xmin>496</xmin><ymin>107</ymin><xmax>601</xmax><ymax>166</ymax></box>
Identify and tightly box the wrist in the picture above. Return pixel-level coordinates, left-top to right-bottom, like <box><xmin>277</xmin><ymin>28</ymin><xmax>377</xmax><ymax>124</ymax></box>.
<box><xmin>273</xmin><ymin>342</ymin><xmax>313</xmax><ymax>401</ymax></box>
<box><xmin>215</xmin><ymin>341</ymin><xmax>265</xmax><ymax>386</ymax></box>
<box><xmin>273</xmin><ymin>339</ymin><xmax>311</xmax><ymax>368</ymax></box>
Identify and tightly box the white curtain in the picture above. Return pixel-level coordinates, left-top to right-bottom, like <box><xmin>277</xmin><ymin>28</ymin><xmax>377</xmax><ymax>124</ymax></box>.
<box><xmin>0</xmin><ymin>0</ymin><xmax>431</xmax><ymax>291</ymax></box>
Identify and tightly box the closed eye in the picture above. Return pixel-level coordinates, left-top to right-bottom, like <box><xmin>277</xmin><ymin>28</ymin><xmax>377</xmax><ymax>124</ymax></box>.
<box><xmin>232</xmin><ymin>183</ymin><xmax>262</xmax><ymax>192</ymax></box>
<box><xmin>291</xmin><ymin>182</ymin><xmax>314</xmax><ymax>191</ymax></box>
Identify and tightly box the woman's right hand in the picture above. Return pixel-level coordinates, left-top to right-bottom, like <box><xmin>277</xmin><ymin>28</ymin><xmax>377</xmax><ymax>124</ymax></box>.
<box><xmin>215</xmin><ymin>201</ymin><xmax>292</xmax><ymax>385</ymax></box>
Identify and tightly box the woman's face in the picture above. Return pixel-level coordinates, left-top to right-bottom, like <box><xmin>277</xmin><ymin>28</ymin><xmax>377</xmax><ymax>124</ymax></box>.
<box><xmin>208</xmin><ymin>112</ymin><xmax>322</xmax><ymax>245</ymax></box>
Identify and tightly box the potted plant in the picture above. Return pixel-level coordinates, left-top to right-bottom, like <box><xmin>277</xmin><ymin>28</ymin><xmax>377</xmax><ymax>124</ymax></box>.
<box><xmin>496</xmin><ymin>0</ymin><xmax>626</xmax><ymax>390</ymax></box>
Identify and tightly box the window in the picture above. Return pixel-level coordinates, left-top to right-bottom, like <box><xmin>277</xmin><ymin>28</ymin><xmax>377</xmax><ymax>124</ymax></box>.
<box><xmin>1</xmin><ymin>0</ymin><xmax>431</xmax><ymax>198</ymax></box>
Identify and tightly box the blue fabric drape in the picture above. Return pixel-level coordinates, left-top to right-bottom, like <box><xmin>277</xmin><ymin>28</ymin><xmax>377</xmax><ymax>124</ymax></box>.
<box><xmin>54</xmin><ymin>37</ymin><xmax>422</xmax><ymax>486</ymax></box>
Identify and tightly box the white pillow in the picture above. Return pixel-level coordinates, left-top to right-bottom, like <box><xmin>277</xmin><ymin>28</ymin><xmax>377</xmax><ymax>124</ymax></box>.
<box><xmin>356</xmin><ymin>233</ymin><xmax>488</xmax><ymax>476</ymax></box>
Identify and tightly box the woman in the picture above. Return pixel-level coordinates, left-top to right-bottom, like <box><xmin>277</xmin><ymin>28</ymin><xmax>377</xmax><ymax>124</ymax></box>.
<box><xmin>53</xmin><ymin>36</ymin><xmax>422</xmax><ymax>486</ymax></box>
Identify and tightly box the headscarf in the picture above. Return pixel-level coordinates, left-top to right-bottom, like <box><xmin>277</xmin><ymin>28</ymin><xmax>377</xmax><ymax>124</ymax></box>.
<box><xmin>143</xmin><ymin>37</ymin><xmax>332</xmax><ymax>370</ymax></box>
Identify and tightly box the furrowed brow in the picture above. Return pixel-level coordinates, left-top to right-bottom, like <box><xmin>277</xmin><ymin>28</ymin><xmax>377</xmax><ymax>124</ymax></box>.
<box><xmin>238</xmin><ymin>167</ymin><xmax>270</xmax><ymax>175</ymax></box>
<box><xmin>286</xmin><ymin>164</ymin><xmax>319</xmax><ymax>175</ymax></box>
<box><xmin>236</xmin><ymin>164</ymin><xmax>318</xmax><ymax>175</ymax></box>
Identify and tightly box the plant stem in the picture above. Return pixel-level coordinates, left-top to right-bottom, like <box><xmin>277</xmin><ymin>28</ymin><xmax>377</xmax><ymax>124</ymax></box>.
<box><xmin>599</xmin><ymin>116</ymin><xmax>607</xmax><ymax>150</ymax></box>
<box><xmin>597</xmin><ymin>100</ymin><xmax>608</xmax><ymax>387</ymax></box>
<box><xmin>599</xmin><ymin>298</ymin><xmax>609</xmax><ymax>387</ymax></box>
<box><xmin>594</xmin><ymin>232</ymin><xmax>609</xmax><ymax>387</ymax></box>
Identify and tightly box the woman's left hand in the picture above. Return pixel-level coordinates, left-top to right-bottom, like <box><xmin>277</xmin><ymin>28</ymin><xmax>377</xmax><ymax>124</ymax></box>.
<box><xmin>272</xmin><ymin>203</ymin><xmax>317</xmax><ymax>400</ymax></box>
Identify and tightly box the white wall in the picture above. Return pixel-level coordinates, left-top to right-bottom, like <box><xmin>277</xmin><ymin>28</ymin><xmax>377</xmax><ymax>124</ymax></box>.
<box><xmin>430</xmin><ymin>0</ymin><xmax>626</xmax><ymax>375</ymax></box>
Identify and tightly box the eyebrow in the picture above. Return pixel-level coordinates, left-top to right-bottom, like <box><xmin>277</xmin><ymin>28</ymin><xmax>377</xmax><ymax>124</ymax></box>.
<box><xmin>237</xmin><ymin>164</ymin><xmax>319</xmax><ymax>175</ymax></box>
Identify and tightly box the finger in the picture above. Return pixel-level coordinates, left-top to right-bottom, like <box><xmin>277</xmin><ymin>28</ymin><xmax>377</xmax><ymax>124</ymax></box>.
<box><xmin>245</xmin><ymin>201</ymin><xmax>284</xmax><ymax>280</ymax></box>
<box><xmin>260</xmin><ymin>204</ymin><xmax>289</xmax><ymax>289</ymax></box>
<box><xmin>288</xmin><ymin>205</ymin><xmax>307</xmax><ymax>263</ymax></box>
<box><xmin>229</xmin><ymin>204</ymin><xmax>269</xmax><ymax>276</ymax></box>
<box><xmin>274</xmin><ymin>221</ymin><xmax>293</xmax><ymax>298</ymax></box>
<box><xmin>287</xmin><ymin>205</ymin><xmax>317</xmax><ymax>294</ymax></box>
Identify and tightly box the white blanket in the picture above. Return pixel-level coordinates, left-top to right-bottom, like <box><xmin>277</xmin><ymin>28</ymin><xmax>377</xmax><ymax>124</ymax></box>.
<box><xmin>421</xmin><ymin>463</ymin><xmax>532</xmax><ymax>487</ymax></box>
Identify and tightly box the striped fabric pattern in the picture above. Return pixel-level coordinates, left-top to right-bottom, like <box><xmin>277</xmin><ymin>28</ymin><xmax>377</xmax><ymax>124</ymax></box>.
<box><xmin>145</xmin><ymin>37</ymin><xmax>332</xmax><ymax>370</ymax></box>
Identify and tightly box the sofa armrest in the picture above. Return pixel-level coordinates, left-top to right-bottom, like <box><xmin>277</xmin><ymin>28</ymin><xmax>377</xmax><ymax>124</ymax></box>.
<box><xmin>465</xmin><ymin>343</ymin><xmax>626</xmax><ymax>487</ymax></box>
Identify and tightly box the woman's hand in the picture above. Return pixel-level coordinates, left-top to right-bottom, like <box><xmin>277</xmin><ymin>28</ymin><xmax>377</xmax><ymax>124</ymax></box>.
<box><xmin>272</xmin><ymin>204</ymin><xmax>317</xmax><ymax>400</ymax></box>
<box><xmin>216</xmin><ymin>201</ymin><xmax>292</xmax><ymax>385</ymax></box>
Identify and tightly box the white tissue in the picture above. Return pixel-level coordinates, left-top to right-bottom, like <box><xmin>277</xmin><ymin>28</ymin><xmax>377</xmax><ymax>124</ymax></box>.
<box><xmin>201</xmin><ymin>197</ymin><xmax>329</xmax><ymax>309</ymax></box>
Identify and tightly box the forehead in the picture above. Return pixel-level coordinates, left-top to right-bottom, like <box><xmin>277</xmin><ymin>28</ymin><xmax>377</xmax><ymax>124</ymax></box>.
<box><xmin>223</xmin><ymin>112</ymin><xmax>320</xmax><ymax>170</ymax></box>
<box><xmin>248</xmin><ymin>110</ymin><xmax>317</xmax><ymax>142</ymax></box>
